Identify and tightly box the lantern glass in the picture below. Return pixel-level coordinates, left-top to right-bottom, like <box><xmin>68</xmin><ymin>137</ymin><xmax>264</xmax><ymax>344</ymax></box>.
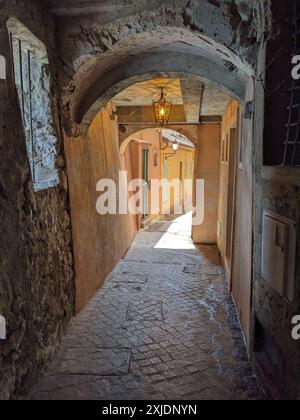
<box><xmin>172</xmin><ymin>141</ymin><xmax>179</xmax><ymax>152</ymax></box>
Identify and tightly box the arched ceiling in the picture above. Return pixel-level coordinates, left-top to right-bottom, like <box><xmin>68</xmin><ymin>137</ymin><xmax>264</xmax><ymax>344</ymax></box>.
<box><xmin>42</xmin><ymin>0</ymin><xmax>265</xmax><ymax>132</ymax></box>
<box><xmin>112</xmin><ymin>77</ymin><xmax>232</xmax><ymax>125</ymax></box>
<box><xmin>113</xmin><ymin>79</ymin><xmax>184</xmax><ymax>107</ymax></box>
<box><xmin>78</xmin><ymin>50</ymin><xmax>246</xmax><ymax>131</ymax></box>
<box><xmin>120</xmin><ymin>127</ymin><xmax>195</xmax><ymax>155</ymax></box>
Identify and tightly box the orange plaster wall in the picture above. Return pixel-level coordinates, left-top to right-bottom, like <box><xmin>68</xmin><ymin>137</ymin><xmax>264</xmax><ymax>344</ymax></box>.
<box><xmin>65</xmin><ymin>107</ymin><xmax>137</xmax><ymax>313</ymax></box>
<box><xmin>192</xmin><ymin>124</ymin><xmax>221</xmax><ymax>244</ymax></box>
<box><xmin>217</xmin><ymin>100</ymin><xmax>252</xmax><ymax>345</ymax></box>
<box><xmin>123</xmin><ymin>129</ymin><xmax>162</xmax><ymax>227</ymax></box>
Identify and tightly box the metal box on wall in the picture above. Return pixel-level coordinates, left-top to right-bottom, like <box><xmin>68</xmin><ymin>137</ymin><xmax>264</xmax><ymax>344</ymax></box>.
<box><xmin>261</xmin><ymin>210</ymin><xmax>296</xmax><ymax>303</ymax></box>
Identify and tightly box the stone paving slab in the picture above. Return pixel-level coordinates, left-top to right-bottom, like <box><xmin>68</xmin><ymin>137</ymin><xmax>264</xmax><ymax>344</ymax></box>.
<box><xmin>108</xmin><ymin>272</ymin><xmax>149</xmax><ymax>285</ymax></box>
<box><xmin>127</xmin><ymin>300</ymin><xmax>164</xmax><ymax>322</ymax></box>
<box><xmin>48</xmin><ymin>348</ymin><xmax>131</xmax><ymax>376</ymax></box>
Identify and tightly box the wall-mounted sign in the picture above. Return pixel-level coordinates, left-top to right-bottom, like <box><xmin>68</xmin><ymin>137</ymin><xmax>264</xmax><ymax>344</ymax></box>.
<box><xmin>0</xmin><ymin>55</ymin><xmax>6</xmax><ymax>79</ymax></box>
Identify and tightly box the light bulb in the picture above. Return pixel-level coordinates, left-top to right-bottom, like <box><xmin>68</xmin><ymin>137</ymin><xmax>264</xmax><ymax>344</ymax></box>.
<box><xmin>172</xmin><ymin>142</ymin><xmax>179</xmax><ymax>152</ymax></box>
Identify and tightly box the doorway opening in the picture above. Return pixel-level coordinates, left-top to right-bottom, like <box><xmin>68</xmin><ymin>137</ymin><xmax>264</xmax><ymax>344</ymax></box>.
<box><xmin>65</xmin><ymin>70</ymin><xmax>252</xmax><ymax>350</ymax></box>
<box><xmin>120</xmin><ymin>124</ymin><xmax>196</xmax><ymax>232</ymax></box>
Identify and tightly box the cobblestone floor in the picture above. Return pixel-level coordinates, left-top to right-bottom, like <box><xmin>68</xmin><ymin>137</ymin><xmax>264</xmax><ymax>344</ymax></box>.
<box><xmin>31</xmin><ymin>213</ymin><xmax>264</xmax><ymax>400</ymax></box>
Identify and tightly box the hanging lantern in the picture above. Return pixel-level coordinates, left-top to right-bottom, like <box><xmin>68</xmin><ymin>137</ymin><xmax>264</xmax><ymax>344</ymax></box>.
<box><xmin>153</xmin><ymin>87</ymin><xmax>172</xmax><ymax>126</ymax></box>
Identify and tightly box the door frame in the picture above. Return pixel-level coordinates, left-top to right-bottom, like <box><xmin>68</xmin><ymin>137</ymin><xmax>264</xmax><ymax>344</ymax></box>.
<box><xmin>224</xmin><ymin>118</ymin><xmax>239</xmax><ymax>285</ymax></box>
<box><xmin>141</xmin><ymin>147</ymin><xmax>150</xmax><ymax>221</ymax></box>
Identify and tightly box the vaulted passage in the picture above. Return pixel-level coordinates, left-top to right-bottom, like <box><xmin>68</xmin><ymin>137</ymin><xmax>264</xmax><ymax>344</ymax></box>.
<box><xmin>31</xmin><ymin>214</ymin><xmax>264</xmax><ymax>400</ymax></box>
<box><xmin>0</xmin><ymin>0</ymin><xmax>300</xmax><ymax>402</ymax></box>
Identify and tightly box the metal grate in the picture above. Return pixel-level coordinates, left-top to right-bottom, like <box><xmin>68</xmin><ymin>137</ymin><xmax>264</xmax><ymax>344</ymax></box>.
<box><xmin>283</xmin><ymin>6</ymin><xmax>300</xmax><ymax>166</ymax></box>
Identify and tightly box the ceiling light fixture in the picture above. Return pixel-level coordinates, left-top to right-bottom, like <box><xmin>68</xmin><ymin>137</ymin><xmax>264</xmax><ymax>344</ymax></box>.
<box><xmin>153</xmin><ymin>87</ymin><xmax>172</xmax><ymax>127</ymax></box>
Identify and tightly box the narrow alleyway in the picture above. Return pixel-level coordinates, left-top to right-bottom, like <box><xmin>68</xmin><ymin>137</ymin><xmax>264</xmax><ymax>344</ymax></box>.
<box><xmin>31</xmin><ymin>213</ymin><xmax>264</xmax><ymax>400</ymax></box>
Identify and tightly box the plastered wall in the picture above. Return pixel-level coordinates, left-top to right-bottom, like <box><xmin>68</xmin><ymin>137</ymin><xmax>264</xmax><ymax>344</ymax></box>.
<box><xmin>218</xmin><ymin>100</ymin><xmax>253</xmax><ymax>346</ymax></box>
<box><xmin>192</xmin><ymin>124</ymin><xmax>221</xmax><ymax>244</ymax></box>
<box><xmin>65</xmin><ymin>107</ymin><xmax>137</xmax><ymax>313</ymax></box>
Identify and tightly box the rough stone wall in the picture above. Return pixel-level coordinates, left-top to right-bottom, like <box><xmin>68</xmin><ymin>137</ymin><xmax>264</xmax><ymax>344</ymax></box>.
<box><xmin>253</xmin><ymin>178</ymin><xmax>300</xmax><ymax>399</ymax></box>
<box><xmin>252</xmin><ymin>1</ymin><xmax>300</xmax><ymax>399</ymax></box>
<box><xmin>0</xmin><ymin>0</ymin><xmax>74</xmax><ymax>399</ymax></box>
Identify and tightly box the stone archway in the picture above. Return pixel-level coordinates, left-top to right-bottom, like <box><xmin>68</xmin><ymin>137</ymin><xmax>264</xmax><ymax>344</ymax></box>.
<box><xmin>75</xmin><ymin>50</ymin><xmax>250</xmax><ymax>132</ymax></box>
<box><xmin>57</xmin><ymin>0</ymin><xmax>264</xmax><ymax>135</ymax></box>
<box><xmin>119</xmin><ymin>124</ymin><xmax>200</xmax><ymax>151</ymax></box>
